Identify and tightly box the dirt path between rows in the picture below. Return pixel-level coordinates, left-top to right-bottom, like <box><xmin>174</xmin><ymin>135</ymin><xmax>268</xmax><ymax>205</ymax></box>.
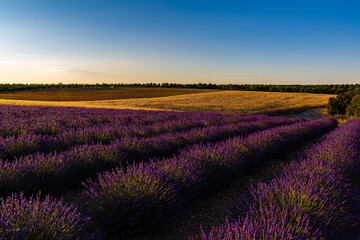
<box><xmin>282</xmin><ymin>107</ymin><xmax>328</xmax><ymax>120</ymax></box>
<box><xmin>139</xmin><ymin>140</ymin><xmax>319</xmax><ymax>240</ymax></box>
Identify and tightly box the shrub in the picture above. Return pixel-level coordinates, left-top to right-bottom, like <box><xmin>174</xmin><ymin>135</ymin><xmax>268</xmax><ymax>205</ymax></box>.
<box><xmin>327</xmin><ymin>89</ymin><xmax>360</xmax><ymax>115</ymax></box>
<box><xmin>346</xmin><ymin>94</ymin><xmax>360</xmax><ymax>117</ymax></box>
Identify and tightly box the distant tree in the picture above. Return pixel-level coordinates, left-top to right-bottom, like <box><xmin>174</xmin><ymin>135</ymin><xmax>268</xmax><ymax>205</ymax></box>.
<box><xmin>346</xmin><ymin>94</ymin><xmax>360</xmax><ymax>117</ymax></box>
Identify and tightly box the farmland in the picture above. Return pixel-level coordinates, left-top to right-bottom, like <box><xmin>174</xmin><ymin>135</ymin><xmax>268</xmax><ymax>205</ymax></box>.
<box><xmin>0</xmin><ymin>87</ymin><xmax>216</xmax><ymax>101</ymax></box>
<box><xmin>1</xmin><ymin>103</ymin><xmax>359</xmax><ymax>239</ymax></box>
<box><xmin>0</xmin><ymin>89</ymin><xmax>334</xmax><ymax>114</ymax></box>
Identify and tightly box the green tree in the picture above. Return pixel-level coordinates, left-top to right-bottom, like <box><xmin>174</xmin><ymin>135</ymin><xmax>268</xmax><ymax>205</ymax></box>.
<box><xmin>346</xmin><ymin>94</ymin><xmax>360</xmax><ymax>117</ymax></box>
<box><xmin>327</xmin><ymin>89</ymin><xmax>360</xmax><ymax>115</ymax></box>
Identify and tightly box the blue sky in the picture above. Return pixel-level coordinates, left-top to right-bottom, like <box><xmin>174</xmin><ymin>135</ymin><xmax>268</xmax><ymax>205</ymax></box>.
<box><xmin>0</xmin><ymin>0</ymin><xmax>359</xmax><ymax>84</ymax></box>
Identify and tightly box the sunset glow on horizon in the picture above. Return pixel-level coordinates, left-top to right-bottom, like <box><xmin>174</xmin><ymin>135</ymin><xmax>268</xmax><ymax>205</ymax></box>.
<box><xmin>0</xmin><ymin>0</ymin><xmax>359</xmax><ymax>85</ymax></box>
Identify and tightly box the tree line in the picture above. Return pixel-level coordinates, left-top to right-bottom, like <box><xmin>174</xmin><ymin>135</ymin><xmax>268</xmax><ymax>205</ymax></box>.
<box><xmin>0</xmin><ymin>83</ymin><xmax>359</xmax><ymax>94</ymax></box>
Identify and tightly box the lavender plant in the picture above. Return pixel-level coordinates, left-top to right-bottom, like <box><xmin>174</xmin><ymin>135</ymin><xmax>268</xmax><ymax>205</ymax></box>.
<box><xmin>0</xmin><ymin>192</ymin><xmax>92</xmax><ymax>240</ymax></box>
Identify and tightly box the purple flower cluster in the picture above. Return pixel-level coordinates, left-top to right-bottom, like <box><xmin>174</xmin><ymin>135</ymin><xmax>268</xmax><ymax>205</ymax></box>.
<box><xmin>81</xmin><ymin>118</ymin><xmax>337</xmax><ymax>238</ymax></box>
<box><xmin>191</xmin><ymin>118</ymin><xmax>360</xmax><ymax>240</ymax></box>
<box><xmin>0</xmin><ymin>192</ymin><xmax>92</xmax><ymax>239</ymax></box>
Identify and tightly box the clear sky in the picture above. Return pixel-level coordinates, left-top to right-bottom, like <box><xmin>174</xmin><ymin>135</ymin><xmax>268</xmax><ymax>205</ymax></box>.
<box><xmin>0</xmin><ymin>0</ymin><xmax>359</xmax><ymax>84</ymax></box>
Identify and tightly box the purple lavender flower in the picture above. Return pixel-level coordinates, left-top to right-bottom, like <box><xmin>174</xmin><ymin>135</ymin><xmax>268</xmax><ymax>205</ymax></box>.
<box><xmin>0</xmin><ymin>192</ymin><xmax>93</xmax><ymax>239</ymax></box>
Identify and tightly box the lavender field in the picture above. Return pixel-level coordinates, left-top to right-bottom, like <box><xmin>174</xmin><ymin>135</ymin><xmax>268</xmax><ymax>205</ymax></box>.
<box><xmin>0</xmin><ymin>105</ymin><xmax>359</xmax><ymax>239</ymax></box>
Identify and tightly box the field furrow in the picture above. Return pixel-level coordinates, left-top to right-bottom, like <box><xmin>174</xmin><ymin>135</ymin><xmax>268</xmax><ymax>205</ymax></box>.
<box><xmin>191</xmin><ymin>118</ymin><xmax>360</xmax><ymax>240</ymax></box>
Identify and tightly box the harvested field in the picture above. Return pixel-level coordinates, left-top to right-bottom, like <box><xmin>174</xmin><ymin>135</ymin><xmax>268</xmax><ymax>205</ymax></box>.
<box><xmin>0</xmin><ymin>87</ymin><xmax>216</xmax><ymax>101</ymax></box>
<box><xmin>0</xmin><ymin>90</ymin><xmax>335</xmax><ymax>114</ymax></box>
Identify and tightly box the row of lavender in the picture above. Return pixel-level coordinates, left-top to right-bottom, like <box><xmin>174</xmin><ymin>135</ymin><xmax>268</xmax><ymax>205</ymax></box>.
<box><xmin>0</xmin><ymin>106</ymin><xmax>182</xmax><ymax>136</ymax></box>
<box><xmin>0</xmin><ymin>117</ymin><xmax>336</xmax><ymax>239</ymax></box>
<box><xmin>0</xmin><ymin>117</ymin><xmax>303</xmax><ymax>197</ymax></box>
<box><xmin>81</xmin><ymin>117</ymin><xmax>337</xmax><ymax>238</ymax></box>
<box><xmin>0</xmin><ymin>106</ymin><xmax>281</xmax><ymax>160</ymax></box>
<box><xmin>191</xmin><ymin>118</ymin><xmax>360</xmax><ymax>240</ymax></box>
<box><xmin>0</xmin><ymin>117</ymin><xmax>257</xmax><ymax>160</ymax></box>
<box><xmin>0</xmin><ymin>105</ymin><xmax>264</xmax><ymax>137</ymax></box>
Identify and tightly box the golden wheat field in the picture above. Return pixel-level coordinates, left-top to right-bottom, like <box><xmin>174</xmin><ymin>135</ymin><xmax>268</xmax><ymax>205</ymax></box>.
<box><xmin>0</xmin><ymin>90</ymin><xmax>335</xmax><ymax>114</ymax></box>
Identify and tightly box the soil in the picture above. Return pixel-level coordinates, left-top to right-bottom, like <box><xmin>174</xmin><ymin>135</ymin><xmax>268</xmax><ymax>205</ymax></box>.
<box><xmin>282</xmin><ymin>107</ymin><xmax>328</xmax><ymax>120</ymax></box>
<box><xmin>139</xmin><ymin>141</ymin><xmax>315</xmax><ymax>240</ymax></box>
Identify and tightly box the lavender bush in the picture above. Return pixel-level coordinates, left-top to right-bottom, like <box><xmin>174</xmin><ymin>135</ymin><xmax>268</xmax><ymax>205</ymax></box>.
<box><xmin>0</xmin><ymin>192</ymin><xmax>92</xmax><ymax>240</ymax></box>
